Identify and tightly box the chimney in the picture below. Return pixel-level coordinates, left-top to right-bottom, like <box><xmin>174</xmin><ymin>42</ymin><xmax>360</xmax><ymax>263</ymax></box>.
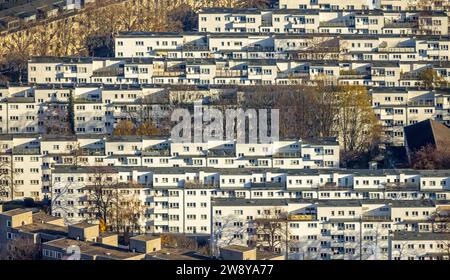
<box><xmin>369</xmin><ymin>161</ymin><xmax>378</xmax><ymax>170</ymax></box>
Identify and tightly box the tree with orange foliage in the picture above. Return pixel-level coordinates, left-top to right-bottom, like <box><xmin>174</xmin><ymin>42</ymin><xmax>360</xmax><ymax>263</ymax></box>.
<box><xmin>136</xmin><ymin>121</ymin><xmax>161</xmax><ymax>136</ymax></box>
<box><xmin>113</xmin><ymin>120</ymin><xmax>135</xmax><ymax>136</ymax></box>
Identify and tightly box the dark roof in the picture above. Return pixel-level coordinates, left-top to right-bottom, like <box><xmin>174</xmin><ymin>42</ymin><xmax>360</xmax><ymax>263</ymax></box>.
<box><xmin>404</xmin><ymin>119</ymin><xmax>450</xmax><ymax>152</ymax></box>
<box><xmin>393</xmin><ymin>231</ymin><xmax>450</xmax><ymax>241</ymax></box>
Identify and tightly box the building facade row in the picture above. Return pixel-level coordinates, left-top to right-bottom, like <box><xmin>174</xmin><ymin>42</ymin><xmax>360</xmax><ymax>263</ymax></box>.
<box><xmin>278</xmin><ymin>0</ymin><xmax>450</xmax><ymax>11</ymax></box>
<box><xmin>0</xmin><ymin>133</ymin><xmax>339</xmax><ymax>200</ymax></box>
<box><xmin>113</xmin><ymin>32</ymin><xmax>450</xmax><ymax>63</ymax></box>
<box><xmin>197</xmin><ymin>9</ymin><xmax>448</xmax><ymax>35</ymax></box>
<box><xmin>1</xmin><ymin>84</ymin><xmax>449</xmax><ymax>146</ymax></box>
<box><xmin>26</xmin><ymin>56</ymin><xmax>450</xmax><ymax>88</ymax></box>
<box><xmin>49</xmin><ymin>165</ymin><xmax>450</xmax><ymax>260</ymax></box>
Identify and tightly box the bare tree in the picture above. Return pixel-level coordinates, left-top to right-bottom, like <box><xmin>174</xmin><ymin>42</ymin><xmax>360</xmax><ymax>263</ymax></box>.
<box><xmin>0</xmin><ymin>236</ymin><xmax>40</xmax><ymax>260</ymax></box>
<box><xmin>84</xmin><ymin>166</ymin><xmax>118</xmax><ymax>227</ymax></box>
<box><xmin>212</xmin><ymin>213</ymin><xmax>247</xmax><ymax>256</ymax></box>
<box><xmin>431</xmin><ymin>210</ymin><xmax>450</xmax><ymax>259</ymax></box>
<box><xmin>411</xmin><ymin>144</ymin><xmax>450</xmax><ymax>169</ymax></box>
<box><xmin>40</xmin><ymin>104</ymin><xmax>71</xmax><ymax>135</ymax></box>
<box><xmin>107</xmin><ymin>183</ymin><xmax>146</xmax><ymax>241</ymax></box>
<box><xmin>251</xmin><ymin>208</ymin><xmax>290</xmax><ymax>254</ymax></box>
<box><xmin>0</xmin><ymin>156</ymin><xmax>15</xmax><ymax>202</ymax></box>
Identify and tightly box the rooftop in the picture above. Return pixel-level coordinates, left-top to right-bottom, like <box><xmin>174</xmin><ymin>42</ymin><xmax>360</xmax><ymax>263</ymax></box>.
<box><xmin>393</xmin><ymin>231</ymin><xmax>450</xmax><ymax>241</ymax></box>
<box><xmin>0</xmin><ymin>208</ymin><xmax>33</xmax><ymax>216</ymax></box>
<box><xmin>43</xmin><ymin>238</ymin><xmax>144</xmax><ymax>259</ymax></box>
<box><xmin>146</xmin><ymin>248</ymin><xmax>210</xmax><ymax>260</ymax></box>
<box><xmin>15</xmin><ymin>222</ymin><xmax>67</xmax><ymax>237</ymax></box>
<box><xmin>130</xmin><ymin>234</ymin><xmax>160</xmax><ymax>242</ymax></box>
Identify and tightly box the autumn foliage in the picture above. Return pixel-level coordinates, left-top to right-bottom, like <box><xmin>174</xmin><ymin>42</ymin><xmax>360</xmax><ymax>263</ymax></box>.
<box><xmin>113</xmin><ymin>120</ymin><xmax>161</xmax><ymax>136</ymax></box>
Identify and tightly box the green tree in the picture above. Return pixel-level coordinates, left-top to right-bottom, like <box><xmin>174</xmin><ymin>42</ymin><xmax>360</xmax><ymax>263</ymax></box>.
<box><xmin>68</xmin><ymin>92</ymin><xmax>76</xmax><ymax>135</ymax></box>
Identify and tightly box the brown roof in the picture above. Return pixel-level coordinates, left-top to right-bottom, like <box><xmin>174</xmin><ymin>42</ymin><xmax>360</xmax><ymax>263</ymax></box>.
<box><xmin>404</xmin><ymin>119</ymin><xmax>450</xmax><ymax>152</ymax></box>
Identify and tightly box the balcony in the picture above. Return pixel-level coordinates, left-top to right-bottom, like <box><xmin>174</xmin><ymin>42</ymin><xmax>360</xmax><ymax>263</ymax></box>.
<box><xmin>245</xmin><ymin>46</ymin><xmax>275</xmax><ymax>52</ymax></box>
<box><xmin>378</xmin><ymin>47</ymin><xmax>416</xmax><ymax>53</ymax></box>
<box><xmin>142</xmin><ymin>147</ymin><xmax>170</xmax><ymax>156</ymax></box>
<box><xmin>361</xmin><ymin>214</ymin><xmax>392</xmax><ymax>222</ymax></box>
<box><xmin>215</xmin><ymin>69</ymin><xmax>247</xmax><ymax>77</ymax></box>
<box><xmin>182</xmin><ymin>44</ymin><xmax>209</xmax><ymax>51</ymax></box>
<box><xmin>80</xmin><ymin>148</ymin><xmax>105</xmax><ymax>156</ymax></box>
<box><xmin>250</xmin><ymin>182</ymin><xmax>285</xmax><ymax>189</ymax></box>
<box><xmin>12</xmin><ymin>147</ymin><xmax>40</xmax><ymax>155</ymax></box>
<box><xmin>184</xmin><ymin>180</ymin><xmax>217</xmax><ymax>189</ymax></box>
<box><xmin>152</xmin><ymin>70</ymin><xmax>185</xmax><ymax>77</ymax></box>
<box><xmin>73</xmin><ymin>97</ymin><xmax>101</xmax><ymax>103</ymax></box>
<box><xmin>407</xmin><ymin>100</ymin><xmax>435</xmax><ymax>107</ymax></box>
<box><xmin>383</xmin><ymin>182</ymin><xmax>420</xmax><ymax>191</ymax></box>
<box><xmin>261</xmin><ymin>20</ymin><xmax>271</xmax><ymax>27</ymax></box>
<box><xmin>288</xmin><ymin>214</ymin><xmax>316</xmax><ymax>221</ymax></box>
<box><xmin>319</xmin><ymin>20</ymin><xmax>353</xmax><ymax>28</ymax></box>
<box><xmin>384</xmin><ymin>21</ymin><xmax>417</xmax><ymax>28</ymax></box>
<box><xmin>277</xmin><ymin>72</ymin><xmax>310</xmax><ymax>79</ymax></box>
<box><xmin>318</xmin><ymin>183</ymin><xmax>353</xmax><ymax>191</ymax></box>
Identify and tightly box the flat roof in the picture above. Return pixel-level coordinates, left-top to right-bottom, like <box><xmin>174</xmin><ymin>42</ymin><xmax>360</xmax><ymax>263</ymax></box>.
<box><xmin>52</xmin><ymin>165</ymin><xmax>450</xmax><ymax>177</ymax></box>
<box><xmin>69</xmin><ymin>222</ymin><xmax>98</xmax><ymax>229</ymax></box>
<box><xmin>130</xmin><ymin>234</ymin><xmax>160</xmax><ymax>242</ymax></box>
<box><xmin>213</xmin><ymin>198</ymin><xmax>291</xmax><ymax>207</ymax></box>
<box><xmin>32</xmin><ymin>212</ymin><xmax>63</xmax><ymax>224</ymax></box>
<box><xmin>0</xmin><ymin>208</ymin><xmax>33</xmax><ymax>216</ymax></box>
<box><xmin>221</xmin><ymin>245</ymin><xmax>254</xmax><ymax>252</ymax></box>
<box><xmin>15</xmin><ymin>222</ymin><xmax>67</xmax><ymax>236</ymax></box>
<box><xmin>44</xmin><ymin>238</ymin><xmax>144</xmax><ymax>259</ymax></box>
<box><xmin>146</xmin><ymin>248</ymin><xmax>210</xmax><ymax>260</ymax></box>
<box><xmin>393</xmin><ymin>232</ymin><xmax>450</xmax><ymax>241</ymax></box>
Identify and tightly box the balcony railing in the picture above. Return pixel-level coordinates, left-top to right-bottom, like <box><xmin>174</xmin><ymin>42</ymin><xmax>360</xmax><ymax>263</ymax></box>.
<box><xmin>215</xmin><ymin>70</ymin><xmax>247</xmax><ymax>77</ymax></box>
<box><xmin>142</xmin><ymin>148</ymin><xmax>170</xmax><ymax>156</ymax></box>
<box><xmin>378</xmin><ymin>47</ymin><xmax>416</xmax><ymax>53</ymax></box>
<box><xmin>277</xmin><ymin>72</ymin><xmax>310</xmax><ymax>79</ymax></box>
<box><xmin>152</xmin><ymin>70</ymin><xmax>185</xmax><ymax>77</ymax></box>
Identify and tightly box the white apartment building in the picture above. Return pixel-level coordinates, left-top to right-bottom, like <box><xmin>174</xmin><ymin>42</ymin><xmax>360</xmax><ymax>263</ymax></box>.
<box><xmin>279</xmin><ymin>0</ymin><xmax>381</xmax><ymax>10</ymax></box>
<box><xmin>212</xmin><ymin>198</ymin><xmax>450</xmax><ymax>260</ymax></box>
<box><xmin>391</xmin><ymin>231</ymin><xmax>450</xmax><ymax>260</ymax></box>
<box><xmin>2</xmin><ymin>84</ymin><xmax>448</xmax><ymax>146</ymax></box>
<box><xmin>26</xmin><ymin>57</ymin><xmax>450</xmax><ymax>87</ymax></box>
<box><xmin>113</xmin><ymin>32</ymin><xmax>450</xmax><ymax>63</ymax></box>
<box><xmin>0</xmin><ymin>132</ymin><xmax>339</xmax><ymax>201</ymax></box>
<box><xmin>280</xmin><ymin>0</ymin><xmax>450</xmax><ymax>12</ymax></box>
<box><xmin>371</xmin><ymin>87</ymin><xmax>450</xmax><ymax>145</ymax></box>
<box><xmin>198</xmin><ymin>9</ymin><xmax>448</xmax><ymax>36</ymax></box>
<box><xmin>51</xmin><ymin>166</ymin><xmax>450</xmax><ymax>230</ymax></box>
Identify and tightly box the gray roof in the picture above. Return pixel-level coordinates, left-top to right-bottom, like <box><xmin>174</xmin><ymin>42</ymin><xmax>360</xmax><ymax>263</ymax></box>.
<box><xmin>393</xmin><ymin>231</ymin><xmax>450</xmax><ymax>241</ymax></box>
<box><xmin>212</xmin><ymin>198</ymin><xmax>291</xmax><ymax>207</ymax></box>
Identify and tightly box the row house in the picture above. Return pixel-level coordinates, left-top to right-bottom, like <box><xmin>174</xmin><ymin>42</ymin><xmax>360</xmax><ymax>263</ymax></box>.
<box><xmin>279</xmin><ymin>0</ymin><xmax>381</xmax><ymax>10</ymax></box>
<box><xmin>212</xmin><ymin>198</ymin><xmax>450</xmax><ymax>260</ymax></box>
<box><xmin>1</xmin><ymin>84</ymin><xmax>449</xmax><ymax>148</ymax></box>
<box><xmin>198</xmin><ymin>9</ymin><xmax>449</xmax><ymax>36</ymax></box>
<box><xmin>115</xmin><ymin>32</ymin><xmax>450</xmax><ymax>63</ymax></box>
<box><xmin>0</xmin><ymin>133</ymin><xmax>339</xmax><ymax>201</ymax></box>
<box><xmin>27</xmin><ymin>57</ymin><xmax>450</xmax><ymax>86</ymax></box>
<box><xmin>51</xmin><ymin>166</ymin><xmax>450</xmax><ymax>231</ymax></box>
<box><xmin>279</xmin><ymin>0</ymin><xmax>450</xmax><ymax>12</ymax></box>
